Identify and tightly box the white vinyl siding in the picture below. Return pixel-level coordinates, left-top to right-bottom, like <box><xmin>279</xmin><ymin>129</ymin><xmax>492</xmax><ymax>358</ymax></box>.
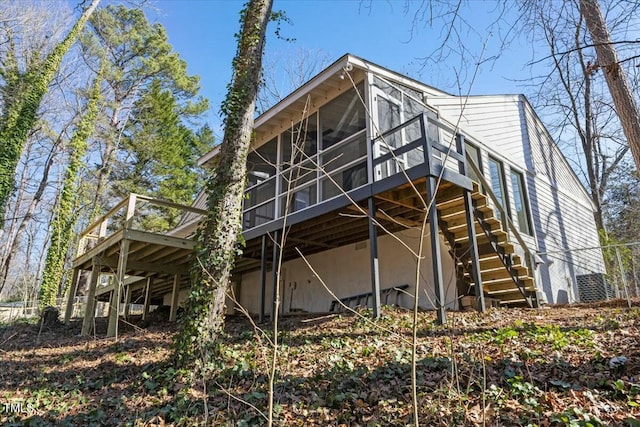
<box><xmin>428</xmin><ymin>92</ymin><xmax>605</xmax><ymax>303</ymax></box>
<box><xmin>427</xmin><ymin>96</ymin><xmax>527</xmax><ymax>167</ymax></box>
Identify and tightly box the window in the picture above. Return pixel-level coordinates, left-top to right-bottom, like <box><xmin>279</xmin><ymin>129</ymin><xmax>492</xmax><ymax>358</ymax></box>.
<box><xmin>244</xmin><ymin>137</ymin><xmax>277</xmax><ymax>213</ymax></box>
<box><xmin>322</xmin><ymin>162</ymin><xmax>368</xmax><ymax>200</ymax></box>
<box><xmin>247</xmin><ymin>137</ymin><xmax>277</xmax><ymax>186</ymax></box>
<box><xmin>243</xmin><ymin>200</ymin><xmax>275</xmax><ymax>229</ymax></box>
<box><xmin>510</xmin><ymin>170</ymin><xmax>532</xmax><ymax>235</ymax></box>
<box><xmin>281</xmin><ymin>113</ymin><xmax>318</xmax><ymax>167</ymax></box>
<box><xmin>320</xmin><ymin>84</ymin><xmax>365</xmax><ymax>149</ymax></box>
<box><xmin>322</xmin><ymin>133</ymin><xmax>366</xmax><ymax>174</ymax></box>
<box><xmin>281</xmin><ymin>184</ymin><xmax>317</xmax><ymax>214</ymax></box>
<box><xmin>465</xmin><ymin>142</ymin><xmax>482</xmax><ymax>184</ymax></box>
<box><xmin>488</xmin><ymin>157</ymin><xmax>508</xmax><ymax>223</ymax></box>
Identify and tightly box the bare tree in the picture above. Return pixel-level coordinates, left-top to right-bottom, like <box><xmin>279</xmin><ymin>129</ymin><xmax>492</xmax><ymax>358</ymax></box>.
<box><xmin>520</xmin><ymin>0</ymin><xmax>635</xmax><ymax>231</ymax></box>
<box><xmin>0</xmin><ymin>0</ymin><xmax>100</xmax><ymax>226</ymax></box>
<box><xmin>580</xmin><ymin>0</ymin><xmax>640</xmax><ymax>172</ymax></box>
<box><xmin>257</xmin><ymin>47</ymin><xmax>331</xmax><ymax>113</ymax></box>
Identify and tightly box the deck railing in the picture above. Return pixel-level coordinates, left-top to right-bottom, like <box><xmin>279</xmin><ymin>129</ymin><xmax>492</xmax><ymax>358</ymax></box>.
<box><xmin>77</xmin><ymin>194</ymin><xmax>206</xmax><ymax>257</ymax></box>
<box><xmin>241</xmin><ymin>112</ymin><xmax>472</xmax><ymax>233</ymax></box>
<box><xmin>372</xmin><ymin>112</ymin><xmax>468</xmax><ymax>184</ymax></box>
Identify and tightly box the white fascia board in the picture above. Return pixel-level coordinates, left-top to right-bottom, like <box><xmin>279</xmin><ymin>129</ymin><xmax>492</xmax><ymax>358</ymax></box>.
<box><xmin>198</xmin><ymin>54</ymin><xmax>353</xmax><ymax>167</ymax></box>
<box><xmin>253</xmin><ymin>54</ymin><xmax>353</xmax><ymax>129</ymax></box>
<box><xmin>348</xmin><ymin>55</ymin><xmax>450</xmax><ymax>98</ymax></box>
<box><xmin>198</xmin><ymin>144</ymin><xmax>220</xmax><ymax>167</ymax></box>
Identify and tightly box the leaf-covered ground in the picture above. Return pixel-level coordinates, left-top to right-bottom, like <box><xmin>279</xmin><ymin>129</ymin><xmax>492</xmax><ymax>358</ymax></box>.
<box><xmin>2</xmin><ymin>301</ymin><xmax>640</xmax><ymax>426</ymax></box>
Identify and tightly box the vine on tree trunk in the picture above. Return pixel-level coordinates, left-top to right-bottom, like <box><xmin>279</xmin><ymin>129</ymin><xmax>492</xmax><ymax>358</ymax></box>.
<box><xmin>39</xmin><ymin>68</ymin><xmax>103</xmax><ymax>309</ymax></box>
<box><xmin>173</xmin><ymin>0</ymin><xmax>273</xmax><ymax>369</ymax></box>
<box><xmin>0</xmin><ymin>0</ymin><xmax>100</xmax><ymax>227</ymax></box>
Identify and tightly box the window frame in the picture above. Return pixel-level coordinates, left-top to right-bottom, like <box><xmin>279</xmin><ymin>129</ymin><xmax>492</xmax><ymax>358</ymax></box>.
<box><xmin>488</xmin><ymin>155</ymin><xmax>510</xmax><ymax>225</ymax></box>
<box><xmin>509</xmin><ymin>169</ymin><xmax>533</xmax><ymax>235</ymax></box>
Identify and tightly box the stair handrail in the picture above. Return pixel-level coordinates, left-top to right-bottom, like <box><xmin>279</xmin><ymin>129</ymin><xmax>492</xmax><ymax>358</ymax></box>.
<box><xmin>464</xmin><ymin>153</ymin><xmax>537</xmax><ymax>275</ymax></box>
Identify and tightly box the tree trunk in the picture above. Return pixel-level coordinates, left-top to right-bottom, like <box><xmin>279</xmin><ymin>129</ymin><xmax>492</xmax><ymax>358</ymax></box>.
<box><xmin>0</xmin><ymin>0</ymin><xmax>100</xmax><ymax>226</ymax></box>
<box><xmin>174</xmin><ymin>0</ymin><xmax>273</xmax><ymax>367</ymax></box>
<box><xmin>0</xmin><ymin>127</ymin><xmax>66</xmax><ymax>291</ymax></box>
<box><xmin>39</xmin><ymin>71</ymin><xmax>102</xmax><ymax>308</ymax></box>
<box><xmin>580</xmin><ymin>0</ymin><xmax>640</xmax><ymax>171</ymax></box>
<box><xmin>90</xmin><ymin>105</ymin><xmax>121</xmax><ymax>221</ymax></box>
<box><xmin>0</xmin><ymin>142</ymin><xmax>31</xmax><ymax>294</ymax></box>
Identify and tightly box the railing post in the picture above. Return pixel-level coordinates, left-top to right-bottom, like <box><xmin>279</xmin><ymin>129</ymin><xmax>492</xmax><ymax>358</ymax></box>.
<box><xmin>125</xmin><ymin>194</ymin><xmax>137</xmax><ymax>229</ymax></box>
<box><xmin>456</xmin><ymin>133</ymin><xmax>466</xmax><ymax>175</ymax></box>
<box><xmin>99</xmin><ymin>218</ymin><xmax>108</xmax><ymax>238</ymax></box>
<box><xmin>421</xmin><ymin>113</ymin><xmax>433</xmax><ymax>176</ymax></box>
<box><xmin>64</xmin><ymin>268</ymin><xmax>81</xmax><ymax>325</ymax></box>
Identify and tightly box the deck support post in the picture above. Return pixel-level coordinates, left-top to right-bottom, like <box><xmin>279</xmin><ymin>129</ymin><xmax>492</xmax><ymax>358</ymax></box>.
<box><xmin>63</xmin><ymin>268</ymin><xmax>80</xmax><ymax>325</ymax></box>
<box><xmin>367</xmin><ymin>197</ymin><xmax>381</xmax><ymax>318</ymax></box>
<box><xmin>426</xmin><ymin>176</ymin><xmax>447</xmax><ymax>325</ymax></box>
<box><xmin>169</xmin><ymin>274</ymin><xmax>181</xmax><ymax>322</ymax></box>
<box><xmin>81</xmin><ymin>261</ymin><xmax>101</xmax><ymax>336</ymax></box>
<box><xmin>271</xmin><ymin>230</ymin><xmax>280</xmax><ymax>321</ymax></box>
<box><xmin>456</xmin><ymin>132</ymin><xmax>486</xmax><ymax>313</ymax></box>
<box><xmin>107</xmin><ymin>238</ymin><xmax>130</xmax><ymax>338</ymax></box>
<box><xmin>142</xmin><ymin>277</ymin><xmax>152</xmax><ymax>321</ymax></box>
<box><xmin>464</xmin><ymin>190</ymin><xmax>486</xmax><ymax>312</ymax></box>
<box><xmin>259</xmin><ymin>234</ymin><xmax>268</xmax><ymax>323</ymax></box>
<box><xmin>123</xmin><ymin>283</ymin><xmax>132</xmax><ymax>320</ymax></box>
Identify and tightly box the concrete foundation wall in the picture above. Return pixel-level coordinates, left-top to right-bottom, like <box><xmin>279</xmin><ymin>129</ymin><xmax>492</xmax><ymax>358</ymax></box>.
<box><xmin>235</xmin><ymin>228</ymin><xmax>458</xmax><ymax>315</ymax></box>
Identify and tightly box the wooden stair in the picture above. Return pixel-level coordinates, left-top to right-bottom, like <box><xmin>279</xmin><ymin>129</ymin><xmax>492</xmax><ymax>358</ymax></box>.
<box><xmin>436</xmin><ymin>188</ymin><xmax>538</xmax><ymax>307</ymax></box>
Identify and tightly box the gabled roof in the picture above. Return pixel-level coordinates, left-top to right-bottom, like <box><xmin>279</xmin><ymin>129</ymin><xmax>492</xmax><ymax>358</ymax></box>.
<box><xmin>198</xmin><ymin>53</ymin><xmax>450</xmax><ymax>166</ymax></box>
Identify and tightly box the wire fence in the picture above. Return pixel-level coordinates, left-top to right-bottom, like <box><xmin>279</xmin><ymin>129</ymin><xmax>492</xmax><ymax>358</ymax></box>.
<box><xmin>0</xmin><ymin>297</ymin><xmax>109</xmax><ymax>323</ymax></box>
<box><xmin>0</xmin><ymin>296</ymin><xmax>152</xmax><ymax>323</ymax></box>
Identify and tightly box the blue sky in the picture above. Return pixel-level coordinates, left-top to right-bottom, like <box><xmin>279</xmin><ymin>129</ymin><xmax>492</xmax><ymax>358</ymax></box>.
<box><xmin>147</xmin><ymin>0</ymin><xmax>533</xmax><ymax>137</ymax></box>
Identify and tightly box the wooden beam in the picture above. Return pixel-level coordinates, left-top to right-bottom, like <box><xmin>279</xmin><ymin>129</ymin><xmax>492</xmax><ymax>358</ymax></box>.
<box><xmin>142</xmin><ymin>277</ymin><xmax>152</xmax><ymax>321</ymax></box>
<box><xmin>63</xmin><ymin>268</ymin><xmax>80</xmax><ymax>325</ymax></box>
<box><xmin>124</xmin><ymin>229</ymin><xmax>196</xmax><ymax>250</ymax></box>
<box><xmin>94</xmin><ymin>256</ymin><xmax>189</xmax><ymax>276</ymax></box>
<box><xmin>81</xmin><ymin>261</ymin><xmax>101</xmax><ymax>336</ymax></box>
<box><xmin>107</xmin><ymin>238</ymin><xmax>130</xmax><ymax>338</ymax></box>
<box><xmin>347</xmin><ymin>205</ymin><xmax>422</xmax><ymax>229</ymax></box>
<box><xmin>169</xmin><ymin>274</ymin><xmax>180</xmax><ymax>322</ymax></box>
<box><xmin>287</xmin><ymin>237</ymin><xmax>337</xmax><ymax>249</ymax></box>
<box><xmin>375</xmin><ymin>194</ymin><xmax>425</xmax><ymax>213</ymax></box>
<box><xmin>147</xmin><ymin>247</ymin><xmax>192</xmax><ymax>265</ymax></box>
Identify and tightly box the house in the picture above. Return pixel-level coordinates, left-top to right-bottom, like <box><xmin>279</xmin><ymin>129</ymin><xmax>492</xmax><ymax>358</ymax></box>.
<box><xmin>67</xmin><ymin>54</ymin><xmax>606</xmax><ymax>335</ymax></box>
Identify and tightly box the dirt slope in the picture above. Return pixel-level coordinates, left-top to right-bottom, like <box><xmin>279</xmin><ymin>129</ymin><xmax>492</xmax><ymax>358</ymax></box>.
<box><xmin>2</xmin><ymin>301</ymin><xmax>640</xmax><ymax>426</ymax></box>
